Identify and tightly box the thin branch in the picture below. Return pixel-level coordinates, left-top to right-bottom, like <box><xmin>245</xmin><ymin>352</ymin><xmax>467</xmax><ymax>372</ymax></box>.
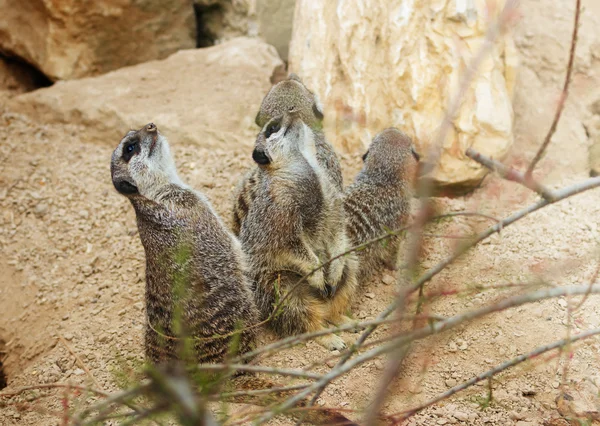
<box><xmin>59</xmin><ymin>336</ymin><xmax>102</xmax><ymax>390</ymax></box>
<box><xmin>466</xmin><ymin>148</ymin><xmax>555</xmax><ymax>200</ymax></box>
<box><xmin>72</xmin><ymin>385</ymin><xmax>148</xmax><ymax>425</ymax></box>
<box><xmin>254</xmin><ymin>284</ymin><xmax>600</xmax><ymax>424</ymax></box>
<box><xmin>217</xmin><ymin>383</ymin><xmax>309</xmax><ymax>399</ymax></box>
<box><xmin>0</xmin><ymin>383</ymin><xmax>109</xmax><ymax>399</ymax></box>
<box><xmin>196</xmin><ymin>364</ymin><xmax>322</xmax><ymax>380</ymax></box>
<box><xmin>526</xmin><ymin>0</ymin><xmax>581</xmax><ymax>175</ymax></box>
<box><xmin>394</xmin><ymin>327</ymin><xmax>600</xmax><ymax>420</ymax></box>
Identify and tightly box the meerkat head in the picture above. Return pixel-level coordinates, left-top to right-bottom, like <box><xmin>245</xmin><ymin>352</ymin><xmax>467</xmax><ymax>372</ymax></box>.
<box><xmin>361</xmin><ymin>128</ymin><xmax>421</xmax><ymax>182</ymax></box>
<box><xmin>252</xmin><ymin>112</ymin><xmax>317</xmax><ymax>171</ymax></box>
<box><xmin>111</xmin><ymin>123</ymin><xmax>182</xmax><ymax>199</ymax></box>
<box><xmin>255</xmin><ymin>74</ymin><xmax>324</xmax><ymax>130</ymax></box>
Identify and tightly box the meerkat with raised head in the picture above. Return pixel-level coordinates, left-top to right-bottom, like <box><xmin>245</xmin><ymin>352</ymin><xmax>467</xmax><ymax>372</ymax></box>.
<box><xmin>344</xmin><ymin>128</ymin><xmax>420</xmax><ymax>283</ymax></box>
<box><xmin>237</xmin><ymin>112</ymin><xmax>358</xmax><ymax>351</ymax></box>
<box><xmin>232</xmin><ymin>74</ymin><xmax>342</xmax><ymax>235</ymax></box>
<box><xmin>111</xmin><ymin>123</ymin><xmax>259</xmax><ymax>364</ymax></box>
<box><xmin>256</xmin><ymin>73</ymin><xmax>343</xmax><ymax>190</ymax></box>
<box><xmin>111</xmin><ymin>123</ymin><xmax>357</xmax><ymax>426</ymax></box>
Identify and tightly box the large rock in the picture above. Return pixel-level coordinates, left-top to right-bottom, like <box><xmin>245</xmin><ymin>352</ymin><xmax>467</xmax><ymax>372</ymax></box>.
<box><xmin>8</xmin><ymin>38</ymin><xmax>283</xmax><ymax>147</ymax></box>
<box><xmin>289</xmin><ymin>0</ymin><xmax>518</xmax><ymax>190</ymax></box>
<box><xmin>0</xmin><ymin>0</ymin><xmax>196</xmax><ymax>81</ymax></box>
<box><xmin>255</xmin><ymin>0</ymin><xmax>296</xmax><ymax>60</ymax></box>
<box><xmin>194</xmin><ymin>0</ymin><xmax>296</xmax><ymax>61</ymax></box>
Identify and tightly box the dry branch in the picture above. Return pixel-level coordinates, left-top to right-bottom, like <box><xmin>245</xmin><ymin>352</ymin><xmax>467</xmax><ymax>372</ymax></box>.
<box><xmin>526</xmin><ymin>0</ymin><xmax>582</xmax><ymax>175</ymax></box>
<box><xmin>254</xmin><ymin>285</ymin><xmax>600</xmax><ymax>424</ymax></box>
<box><xmin>466</xmin><ymin>148</ymin><xmax>555</xmax><ymax>200</ymax></box>
<box><xmin>394</xmin><ymin>327</ymin><xmax>600</xmax><ymax>420</ymax></box>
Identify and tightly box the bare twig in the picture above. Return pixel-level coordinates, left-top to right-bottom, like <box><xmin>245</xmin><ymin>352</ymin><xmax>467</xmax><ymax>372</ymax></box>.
<box><xmin>59</xmin><ymin>336</ymin><xmax>101</xmax><ymax>390</ymax></box>
<box><xmin>525</xmin><ymin>0</ymin><xmax>581</xmax><ymax>175</ymax></box>
<box><xmin>254</xmin><ymin>284</ymin><xmax>600</xmax><ymax>424</ymax></box>
<box><xmin>0</xmin><ymin>383</ymin><xmax>109</xmax><ymax>399</ymax></box>
<box><xmin>394</xmin><ymin>327</ymin><xmax>600</xmax><ymax>420</ymax></box>
<box><xmin>196</xmin><ymin>364</ymin><xmax>322</xmax><ymax>380</ymax></box>
<box><xmin>362</xmin><ymin>3</ymin><xmax>520</xmax><ymax>423</ymax></box>
<box><xmin>466</xmin><ymin>148</ymin><xmax>555</xmax><ymax>200</ymax></box>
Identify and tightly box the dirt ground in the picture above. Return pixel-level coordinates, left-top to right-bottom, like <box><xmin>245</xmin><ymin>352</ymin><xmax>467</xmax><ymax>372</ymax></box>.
<box><xmin>1</xmin><ymin>1</ymin><xmax>600</xmax><ymax>425</ymax></box>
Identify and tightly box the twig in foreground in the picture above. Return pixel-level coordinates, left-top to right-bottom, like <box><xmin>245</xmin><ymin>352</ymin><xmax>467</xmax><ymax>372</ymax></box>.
<box><xmin>59</xmin><ymin>336</ymin><xmax>102</xmax><ymax>390</ymax></box>
<box><xmin>526</xmin><ymin>0</ymin><xmax>582</xmax><ymax>175</ymax></box>
<box><xmin>466</xmin><ymin>148</ymin><xmax>555</xmax><ymax>200</ymax></box>
<box><xmin>254</xmin><ymin>284</ymin><xmax>600</xmax><ymax>425</ymax></box>
<box><xmin>393</xmin><ymin>327</ymin><xmax>600</xmax><ymax>421</ymax></box>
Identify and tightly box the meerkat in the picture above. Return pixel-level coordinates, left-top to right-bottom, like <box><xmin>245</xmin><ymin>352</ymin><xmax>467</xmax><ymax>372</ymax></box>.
<box><xmin>343</xmin><ymin>128</ymin><xmax>420</xmax><ymax>283</ymax></box>
<box><xmin>237</xmin><ymin>112</ymin><xmax>358</xmax><ymax>351</ymax></box>
<box><xmin>255</xmin><ymin>73</ymin><xmax>343</xmax><ymax>191</ymax></box>
<box><xmin>111</xmin><ymin>123</ymin><xmax>357</xmax><ymax>426</ymax></box>
<box><xmin>111</xmin><ymin>122</ymin><xmax>260</xmax><ymax>365</ymax></box>
<box><xmin>232</xmin><ymin>74</ymin><xmax>341</xmax><ymax>235</ymax></box>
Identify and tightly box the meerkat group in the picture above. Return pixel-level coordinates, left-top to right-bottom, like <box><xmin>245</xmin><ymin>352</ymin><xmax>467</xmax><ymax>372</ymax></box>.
<box><xmin>111</xmin><ymin>73</ymin><xmax>419</xmax><ymax>424</ymax></box>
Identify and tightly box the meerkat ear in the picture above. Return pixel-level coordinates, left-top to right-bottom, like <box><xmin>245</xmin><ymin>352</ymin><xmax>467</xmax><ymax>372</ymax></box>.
<box><xmin>113</xmin><ymin>178</ymin><xmax>139</xmax><ymax>195</ymax></box>
<box><xmin>411</xmin><ymin>146</ymin><xmax>421</xmax><ymax>161</ymax></box>
<box><xmin>312</xmin><ymin>94</ymin><xmax>324</xmax><ymax>121</ymax></box>
<box><xmin>362</xmin><ymin>150</ymin><xmax>369</xmax><ymax>162</ymax></box>
<box><xmin>288</xmin><ymin>73</ymin><xmax>303</xmax><ymax>83</ymax></box>
<box><xmin>255</xmin><ymin>111</ymin><xmax>264</xmax><ymax>127</ymax></box>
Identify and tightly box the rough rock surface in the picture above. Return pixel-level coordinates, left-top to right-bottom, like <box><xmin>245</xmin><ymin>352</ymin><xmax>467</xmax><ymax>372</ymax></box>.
<box><xmin>587</xmin><ymin>113</ymin><xmax>600</xmax><ymax>176</ymax></box>
<box><xmin>8</xmin><ymin>37</ymin><xmax>283</xmax><ymax>148</ymax></box>
<box><xmin>194</xmin><ymin>0</ymin><xmax>296</xmax><ymax>60</ymax></box>
<box><xmin>289</xmin><ymin>0</ymin><xmax>518</xmax><ymax>190</ymax></box>
<box><xmin>255</xmin><ymin>0</ymin><xmax>296</xmax><ymax>60</ymax></box>
<box><xmin>0</xmin><ymin>0</ymin><xmax>196</xmax><ymax>81</ymax></box>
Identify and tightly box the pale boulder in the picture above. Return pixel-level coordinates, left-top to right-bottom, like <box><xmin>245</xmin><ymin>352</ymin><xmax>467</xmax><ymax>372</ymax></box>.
<box><xmin>8</xmin><ymin>38</ymin><xmax>283</xmax><ymax>147</ymax></box>
<box><xmin>289</xmin><ymin>0</ymin><xmax>518</xmax><ymax>189</ymax></box>
<box><xmin>0</xmin><ymin>0</ymin><xmax>196</xmax><ymax>81</ymax></box>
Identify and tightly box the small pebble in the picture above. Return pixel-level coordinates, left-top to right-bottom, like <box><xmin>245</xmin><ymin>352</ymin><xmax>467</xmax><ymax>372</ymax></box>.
<box><xmin>381</xmin><ymin>274</ymin><xmax>395</xmax><ymax>285</ymax></box>
<box><xmin>452</xmin><ymin>411</ymin><xmax>469</xmax><ymax>422</ymax></box>
<box><xmin>445</xmin><ymin>378</ymin><xmax>457</xmax><ymax>387</ymax></box>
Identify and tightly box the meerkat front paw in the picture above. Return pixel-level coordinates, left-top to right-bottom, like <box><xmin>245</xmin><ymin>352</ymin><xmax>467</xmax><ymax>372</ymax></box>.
<box><xmin>326</xmin><ymin>257</ymin><xmax>346</xmax><ymax>288</ymax></box>
<box><xmin>316</xmin><ymin>334</ymin><xmax>347</xmax><ymax>351</ymax></box>
<box><xmin>306</xmin><ymin>268</ymin><xmax>326</xmax><ymax>291</ymax></box>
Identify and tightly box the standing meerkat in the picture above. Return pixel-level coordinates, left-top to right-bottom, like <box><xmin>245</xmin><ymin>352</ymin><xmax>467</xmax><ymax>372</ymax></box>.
<box><xmin>111</xmin><ymin>123</ymin><xmax>357</xmax><ymax>426</ymax></box>
<box><xmin>111</xmin><ymin>122</ymin><xmax>259</xmax><ymax>364</ymax></box>
<box><xmin>237</xmin><ymin>112</ymin><xmax>358</xmax><ymax>351</ymax></box>
<box><xmin>344</xmin><ymin>128</ymin><xmax>420</xmax><ymax>283</ymax></box>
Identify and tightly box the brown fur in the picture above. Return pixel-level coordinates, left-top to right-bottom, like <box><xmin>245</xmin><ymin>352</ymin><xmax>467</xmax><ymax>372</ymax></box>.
<box><xmin>111</xmin><ymin>124</ymin><xmax>358</xmax><ymax>425</ymax></box>
<box><xmin>344</xmin><ymin>128</ymin><xmax>419</xmax><ymax>283</ymax></box>
<box><xmin>111</xmin><ymin>123</ymin><xmax>259</xmax><ymax>364</ymax></box>
<box><xmin>237</xmin><ymin>113</ymin><xmax>358</xmax><ymax>350</ymax></box>
<box><xmin>254</xmin><ymin>73</ymin><xmax>343</xmax><ymax>190</ymax></box>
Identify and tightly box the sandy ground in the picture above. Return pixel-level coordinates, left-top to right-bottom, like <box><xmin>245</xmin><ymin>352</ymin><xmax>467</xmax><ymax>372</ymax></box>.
<box><xmin>1</xmin><ymin>1</ymin><xmax>600</xmax><ymax>425</ymax></box>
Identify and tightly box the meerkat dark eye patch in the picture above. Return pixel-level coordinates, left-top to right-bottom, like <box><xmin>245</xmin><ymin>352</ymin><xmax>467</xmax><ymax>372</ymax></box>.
<box><xmin>362</xmin><ymin>150</ymin><xmax>369</xmax><ymax>162</ymax></box>
<box><xmin>113</xmin><ymin>179</ymin><xmax>138</xmax><ymax>195</ymax></box>
<box><xmin>252</xmin><ymin>147</ymin><xmax>271</xmax><ymax>165</ymax></box>
<box><xmin>265</xmin><ymin>121</ymin><xmax>281</xmax><ymax>139</ymax></box>
<box><xmin>122</xmin><ymin>140</ymin><xmax>140</xmax><ymax>163</ymax></box>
